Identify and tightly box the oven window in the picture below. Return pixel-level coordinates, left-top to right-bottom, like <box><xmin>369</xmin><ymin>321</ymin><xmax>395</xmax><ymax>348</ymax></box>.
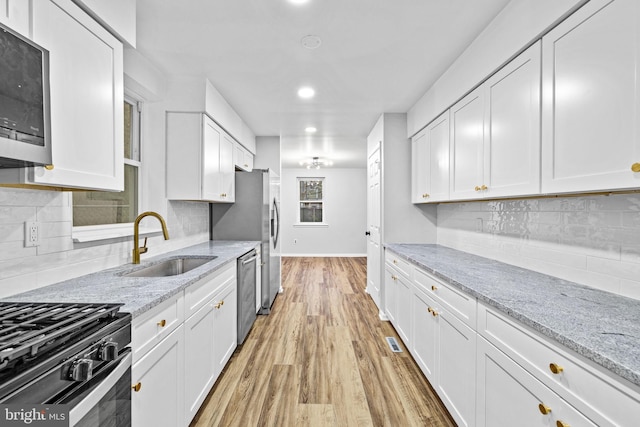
<box><xmin>74</xmin><ymin>368</ymin><xmax>131</xmax><ymax>427</ymax></box>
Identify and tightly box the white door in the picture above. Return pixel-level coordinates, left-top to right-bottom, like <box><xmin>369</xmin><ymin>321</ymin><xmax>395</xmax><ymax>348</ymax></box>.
<box><xmin>541</xmin><ymin>0</ymin><xmax>640</xmax><ymax>193</ymax></box>
<box><xmin>31</xmin><ymin>0</ymin><xmax>123</xmax><ymax>191</ymax></box>
<box><xmin>366</xmin><ymin>146</ymin><xmax>382</xmax><ymax>310</ymax></box>
<box><xmin>484</xmin><ymin>41</ymin><xmax>541</xmax><ymax>198</ymax></box>
<box><xmin>450</xmin><ymin>87</ymin><xmax>485</xmax><ymax>200</ymax></box>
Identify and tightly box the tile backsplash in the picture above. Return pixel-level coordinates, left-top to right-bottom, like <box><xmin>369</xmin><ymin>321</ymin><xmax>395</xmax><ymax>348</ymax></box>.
<box><xmin>0</xmin><ymin>187</ymin><xmax>209</xmax><ymax>298</ymax></box>
<box><xmin>437</xmin><ymin>193</ymin><xmax>640</xmax><ymax>300</ymax></box>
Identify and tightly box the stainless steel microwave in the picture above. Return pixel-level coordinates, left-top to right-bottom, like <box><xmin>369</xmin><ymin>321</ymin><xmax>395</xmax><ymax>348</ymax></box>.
<box><xmin>0</xmin><ymin>23</ymin><xmax>51</xmax><ymax>168</ymax></box>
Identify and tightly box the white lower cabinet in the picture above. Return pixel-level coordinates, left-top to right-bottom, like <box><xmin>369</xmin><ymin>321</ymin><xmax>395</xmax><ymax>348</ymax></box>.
<box><xmin>477</xmin><ymin>336</ymin><xmax>596</xmax><ymax>427</ymax></box>
<box><xmin>132</xmin><ymin>261</ymin><xmax>238</xmax><ymax>427</ymax></box>
<box><xmin>388</xmin><ymin>248</ymin><xmax>640</xmax><ymax>427</ymax></box>
<box><xmin>132</xmin><ymin>325</ymin><xmax>185</xmax><ymax>427</ymax></box>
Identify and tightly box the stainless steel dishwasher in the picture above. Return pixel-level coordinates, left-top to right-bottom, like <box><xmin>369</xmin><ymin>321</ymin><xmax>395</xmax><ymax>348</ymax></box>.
<box><xmin>237</xmin><ymin>249</ymin><xmax>258</xmax><ymax>344</ymax></box>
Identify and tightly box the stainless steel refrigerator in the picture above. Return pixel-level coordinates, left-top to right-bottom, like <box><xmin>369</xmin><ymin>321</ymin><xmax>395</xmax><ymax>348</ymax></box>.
<box><xmin>210</xmin><ymin>169</ymin><xmax>282</xmax><ymax>314</ymax></box>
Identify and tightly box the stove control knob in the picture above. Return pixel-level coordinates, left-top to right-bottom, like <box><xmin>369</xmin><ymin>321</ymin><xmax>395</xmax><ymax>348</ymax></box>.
<box><xmin>68</xmin><ymin>359</ymin><xmax>93</xmax><ymax>382</ymax></box>
<box><xmin>98</xmin><ymin>342</ymin><xmax>119</xmax><ymax>361</ymax></box>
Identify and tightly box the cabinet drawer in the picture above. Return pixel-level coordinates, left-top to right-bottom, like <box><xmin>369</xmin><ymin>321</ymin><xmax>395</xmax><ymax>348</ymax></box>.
<box><xmin>384</xmin><ymin>251</ymin><xmax>412</xmax><ymax>279</ymax></box>
<box><xmin>132</xmin><ymin>292</ymin><xmax>184</xmax><ymax>363</ymax></box>
<box><xmin>414</xmin><ymin>267</ymin><xmax>476</xmax><ymax>329</ymax></box>
<box><xmin>184</xmin><ymin>262</ymin><xmax>236</xmax><ymax>318</ymax></box>
<box><xmin>479</xmin><ymin>303</ymin><xmax>640</xmax><ymax>427</ymax></box>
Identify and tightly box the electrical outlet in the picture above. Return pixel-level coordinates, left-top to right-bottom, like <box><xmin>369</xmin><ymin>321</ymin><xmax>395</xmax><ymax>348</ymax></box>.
<box><xmin>24</xmin><ymin>221</ymin><xmax>39</xmax><ymax>247</ymax></box>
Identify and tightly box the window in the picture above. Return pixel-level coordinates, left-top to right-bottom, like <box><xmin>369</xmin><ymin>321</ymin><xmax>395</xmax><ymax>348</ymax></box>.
<box><xmin>298</xmin><ymin>177</ymin><xmax>325</xmax><ymax>224</ymax></box>
<box><xmin>72</xmin><ymin>96</ymin><xmax>141</xmax><ymax>227</ymax></box>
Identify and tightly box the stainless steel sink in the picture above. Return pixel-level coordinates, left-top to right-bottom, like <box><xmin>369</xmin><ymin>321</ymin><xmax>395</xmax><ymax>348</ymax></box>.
<box><xmin>124</xmin><ymin>256</ymin><xmax>217</xmax><ymax>277</ymax></box>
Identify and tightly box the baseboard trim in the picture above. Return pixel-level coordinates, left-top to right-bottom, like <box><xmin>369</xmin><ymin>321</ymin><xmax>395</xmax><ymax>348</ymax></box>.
<box><xmin>281</xmin><ymin>253</ymin><xmax>367</xmax><ymax>257</ymax></box>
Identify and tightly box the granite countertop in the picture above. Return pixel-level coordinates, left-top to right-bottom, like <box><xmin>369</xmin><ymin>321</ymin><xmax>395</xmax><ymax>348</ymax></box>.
<box><xmin>385</xmin><ymin>243</ymin><xmax>640</xmax><ymax>389</ymax></box>
<box><xmin>3</xmin><ymin>240</ymin><xmax>260</xmax><ymax>318</ymax></box>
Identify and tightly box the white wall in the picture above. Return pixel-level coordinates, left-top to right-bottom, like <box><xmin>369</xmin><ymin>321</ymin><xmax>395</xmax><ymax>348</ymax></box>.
<box><xmin>280</xmin><ymin>168</ymin><xmax>367</xmax><ymax>256</ymax></box>
<box><xmin>0</xmin><ymin>50</ymin><xmax>211</xmax><ymax>299</ymax></box>
<box><xmin>254</xmin><ymin>136</ymin><xmax>281</xmax><ymax>175</ymax></box>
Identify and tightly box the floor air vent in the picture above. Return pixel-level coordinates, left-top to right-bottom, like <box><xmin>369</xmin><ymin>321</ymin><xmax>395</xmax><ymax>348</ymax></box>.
<box><xmin>386</xmin><ymin>337</ymin><xmax>402</xmax><ymax>353</ymax></box>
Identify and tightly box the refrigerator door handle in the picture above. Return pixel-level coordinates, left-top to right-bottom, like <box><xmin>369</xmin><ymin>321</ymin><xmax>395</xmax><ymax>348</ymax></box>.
<box><xmin>272</xmin><ymin>198</ymin><xmax>280</xmax><ymax>249</ymax></box>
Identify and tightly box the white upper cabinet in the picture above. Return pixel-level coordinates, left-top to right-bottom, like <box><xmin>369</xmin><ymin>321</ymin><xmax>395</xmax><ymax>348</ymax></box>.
<box><xmin>234</xmin><ymin>143</ymin><xmax>254</xmax><ymax>172</ymax></box>
<box><xmin>450</xmin><ymin>42</ymin><xmax>541</xmax><ymax>201</ymax></box>
<box><xmin>412</xmin><ymin>111</ymin><xmax>450</xmax><ymax>203</ymax></box>
<box><xmin>0</xmin><ymin>0</ymin><xmax>31</xmax><ymax>37</ymax></box>
<box><xmin>26</xmin><ymin>0</ymin><xmax>124</xmax><ymax>191</ymax></box>
<box><xmin>167</xmin><ymin>112</ymin><xmax>235</xmax><ymax>203</ymax></box>
<box><xmin>541</xmin><ymin>0</ymin><xmax>640</xmax><ymax>194</ymax></box>
<box><xmin>450</xmin><ymin>87</ymin><xmax>485</xmax><ymax>200</ymax></box>
<box><xmin>484</xmin><ymin>41</ymin><xmax>541</xmax><ymax>198</ymax></box>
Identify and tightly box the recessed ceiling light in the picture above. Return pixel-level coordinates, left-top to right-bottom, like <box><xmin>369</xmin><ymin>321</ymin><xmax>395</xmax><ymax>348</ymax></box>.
<box><xmin>288</xmin><ymin>0</ymin><xmax>309</xmax><ymax>4</ymax></box>
<box><xmin>301</xmin><ymin>35</ymin><xmax>322</xmax><ymax>50</ymax></box>
<box><xmin>298</xmin><ymin>87</ymin><xmax>315</xmax><ymax>99</ymax></box>
<box><xmin>305</xmin><ymin>127</ymin><xmax>317</xmax><ymax>133</ymax></box>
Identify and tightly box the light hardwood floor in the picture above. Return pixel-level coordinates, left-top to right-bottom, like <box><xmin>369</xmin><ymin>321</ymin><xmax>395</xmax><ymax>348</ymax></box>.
<box><xmin>190</xmin><ymin>257</ymin><xmax>456</xmax><ymax>427</ymax></box>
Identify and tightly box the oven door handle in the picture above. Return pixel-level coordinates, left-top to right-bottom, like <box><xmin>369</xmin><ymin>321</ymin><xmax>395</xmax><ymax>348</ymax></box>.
<box><xmin>68</xmin><ymin>350</ymin><xmax>132</xmax><ymax>426</ymax></box>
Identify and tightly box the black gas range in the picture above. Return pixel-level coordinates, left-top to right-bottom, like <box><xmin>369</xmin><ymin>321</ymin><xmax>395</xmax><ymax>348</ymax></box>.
<box><xmin>0</xmin><ymin>301</ymin><xmax>131</xmax><ymax>426</ymax></box>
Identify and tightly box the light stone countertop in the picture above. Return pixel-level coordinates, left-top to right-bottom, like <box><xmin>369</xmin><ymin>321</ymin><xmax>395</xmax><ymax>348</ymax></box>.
<box><xmin>3</xmin><ymin>241</ymin><xmax>260</xmax><ymax>318</ymax></box>
<box><xmin>385</xmin><ymin>243</ymin><xmax>640</xmax><ymax>389</ymax></box>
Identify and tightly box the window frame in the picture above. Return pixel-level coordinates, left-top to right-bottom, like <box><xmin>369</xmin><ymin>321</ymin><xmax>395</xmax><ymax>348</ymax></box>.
<box><xmin>295</xmin><ymin>177</ymin><xmax>328</xmax><ymax>227</ymax></box>
<box><xmin>71</xmin><ymin>92</ymin><xmax>149</xmax><ymax>242</ymax></box>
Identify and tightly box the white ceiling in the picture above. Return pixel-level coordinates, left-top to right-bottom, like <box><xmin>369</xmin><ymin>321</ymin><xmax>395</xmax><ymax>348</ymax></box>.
<box><xmin>135</xmin><ymin>0</ymin><xmax>511</xmax><ymax>168</ymax></box>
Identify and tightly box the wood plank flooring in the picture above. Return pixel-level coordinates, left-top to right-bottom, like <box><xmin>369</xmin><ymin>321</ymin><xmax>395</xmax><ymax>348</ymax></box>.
<box><xmin>190</xmin><ymin>257</ymin><xmax>456</xmax><ymax>427</ymax></box>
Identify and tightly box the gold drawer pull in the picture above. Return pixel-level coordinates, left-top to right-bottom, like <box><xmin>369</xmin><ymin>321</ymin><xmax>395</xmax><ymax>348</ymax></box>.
<box><xmin>431</xmin><ymin>285</ymin><xmax>437</xmax><ymax>291</ymax></box>
<box><xmin>157</xmin><ymin>319</ymin><xmax>166</xmax><ymax>327</ymax></box>
<box><xmin>549</xmin><ymin>363</ymin><xmax>564</xmax><ymax>374</ymax></box>
<box><xmin>474</xmin><ymin>186</ymin><xmax>481</xmax><ymax>191</ymax></box>
<box><xmin>481</xmin><ymin>184</ymin><xmax>488</xmax><ymax>190</ymax></box>
<box><xmin>632</xmin><ymin>163</ymin><xmax>640</xmax><ymax>172</ymax></box>
<box><xmin>427</xmin><ymin>307</ymin><xmax>438</xmax><ymax>317</ymax></box>
<box><xmin>214</xmin><ymin>300</ymin><xmax>225</xmax><ymax>309</ymax></box>
<box><xmin>132</xmin><ymin>382</ymin><xmax>142</xmax><ymax>392</ymax></box>
<box><xmin>393</xmin><ymin>259</ymin><xmax>398</xmax><ymax>264</ymax></box>
<box><xmin>538</xmin><ymin>403</ymin><xmax>551</xmax><ymax>415</ymax></box>
<box><xmin>422</xmin><ymin>193</ymin><xmax>430</xmax><ymax>198</ymax></box>
<box><xmin>44</xmin><ymin>164</ymin><xmax>54</xmax><ymax>170</ymax></box>
<box><xmin>556</xmin><ymin>421</ymin><xmax>570</xmax><ymax>427</ymax></box>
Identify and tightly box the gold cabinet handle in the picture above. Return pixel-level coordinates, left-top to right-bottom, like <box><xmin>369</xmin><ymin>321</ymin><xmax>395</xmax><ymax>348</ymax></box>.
<box><xmin>474</xmin><ymin>186</ymin><xmax>481</xmax><ymax>191</ymax></box>
<box><xmin>549</xmin><ymin>363</ymin><xmax>564</xmax><ymax>374</ymax></box>
<box><xmin>157</xmin><ymin>319</ymin><xmax>166</xmax><ymax>327</ymax></box>
<box><xmin>393</xmin><ymin>259</ymin><xmax>397</xmax><ymax>264</ymax></box>
<box><xmin>632</xmin><ymin>163</ymin><xmax>640</xmax><ymax>172</ymax></box>
<box><xmin>214</xmin><ymin>300</ymin><xmax>225</xmax><ymax>309</ymax></box>
<box><xmin>422</xmin><ymin>193</ymin><xmax>430</xmax><ymax>198</ymax></box>
<box><xmin>427</xmin><ymin>307</ymin><xmax>438</xmax><ymax>317</ymax></box>
<box><xmin>132</xmin><ymin>382</ymin><xmax>142</xmax><ymax>392</ymax></box>
<box><xmin>538</xmin><ymin>403</ymin><xmax>552</xmax><ymax>415</ymax></box>
<box><xmin>431</xmin><ymin>285</ymin><xmax>437</xmax><ymax>291</ymax></box>
<box><xmin>556</xmin><ymin>421</ymin><xmax>570</xmax><ymax>427</ymax></box>
<box><xmin>244</xmin><ymin>164</ymin><xmax>249</xmax><ymax>167</ymax></box>
<box><xmin>391</xmin><ymin>275</ymin><xmax>397</xmax><ymax>281</ymax></box>
<box><xmin>481</xmin><ymin>184</ymin><xmax>488</xmax><ymax>190</ymax></box>
<box><xmin>44</xmin><ymin>164</ymin><xmax>54</xmax><ymax>170</ymax></box>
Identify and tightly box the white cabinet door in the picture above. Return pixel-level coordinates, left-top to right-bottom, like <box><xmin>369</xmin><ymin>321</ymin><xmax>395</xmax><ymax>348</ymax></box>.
<box><xmin>202</xmin><ymin>116</ymin><xmax>222</xmax><ymax>201</ymax></box>
<box><xmin>395</xmin><ymin>273</ymin><xmax>412</xmax><ymax>346</ymax></box>
<box><xmin>437</xmin><ymin>308</ymin><xmax>476</xmax><ymax>427</ymax></box>
<box><xmin>541</xmin><ymin>0</ymin><xmax>640</xmax><ymax>193</ymax></box>
<box><xmin>0</xmin><ymin>0</ymin><xmax>30</xmax><ymax>37</ymax></box>
<box><xmin>234</xmin><ymin>143</ymin><xmax>254</xmax><ymax>172</ymax></box>
<box><xmin>450</xmin><ymin>87</ymin><xmax>485</xmax><ymax>200</ymax></box>
<box><xmin>30</xmin><ymin>0</ymin><xmax>123</xmax><ymax>191</ymax></box>
<box><xmin>132</xmin><ymin>325</ymin><xmax>185</xmax><ymax>427</ymax></box>
<box><xmin>220</xmin><ymin>133</ymin><xmax>235</xmax><ymax>202</ymax></box>
<box><xmin>212</xmin><ymin>278</ymin><xmax>237</xmax><ymax>378</ymax></box>
<box><xmin>384</xmin><ymin>266</ymin><xmax>398</xmax><ymax>325</ymax></box>
<box><xmin>484</xmin><ymin>42</ymin><xmax>541</xmax><ymax>198</ymax></box>
<box><xmin>184</xmin><ymin>303</ymin><xmax>216</xmax><ymax>424</ymax></box>
<box><xmin>411</xmin><ymin>128</ymin><xmax>430</xmax><ymax>203</ymax></box>
<box><xmin>477</xmin><ymin>337</ymin><xmax>597</xmax><ymax>427</ymax></box>
<box><xmin>411</xmin><ymin>287</ymin><xmax>438</xmax><ymax>383</ymax></box>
